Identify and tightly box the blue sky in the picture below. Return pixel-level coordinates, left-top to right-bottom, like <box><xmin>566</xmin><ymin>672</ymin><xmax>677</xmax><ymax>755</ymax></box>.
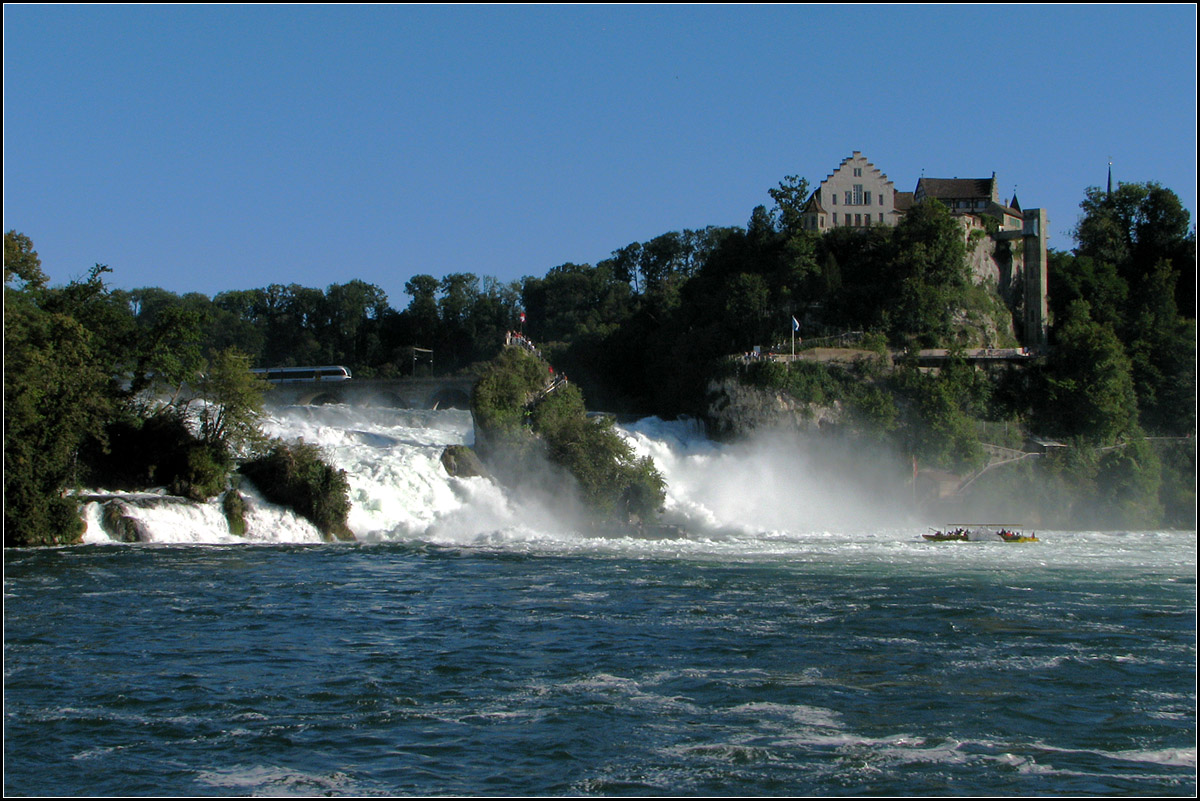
<box><xmin>4</xmin><ymin>4</ymin><xmax>1196</xmax><ymax>307</ymax></box>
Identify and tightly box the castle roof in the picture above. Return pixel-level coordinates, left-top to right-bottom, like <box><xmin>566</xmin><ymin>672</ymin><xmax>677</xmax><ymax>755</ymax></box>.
<box><xmin>803</xmin><ymin>190</ymin><xmax>827</xmax><ymax>215</ymax></box>
<box><xmin>916</xmin><ymin>177</ymin><xmax>997</xmax><ymax>200</ymax></box>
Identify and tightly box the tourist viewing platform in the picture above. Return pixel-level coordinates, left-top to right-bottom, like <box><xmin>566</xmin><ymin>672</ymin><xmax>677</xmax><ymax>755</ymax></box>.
<box><xmin>735</xmin><ymin>341</ymin><xmax>1037</xmax><ymax>367</ymax></box>
<box><xmin>897</xmin><ymin>347</ymin><xmax>1037</xmax><ymax>365</ymax></box>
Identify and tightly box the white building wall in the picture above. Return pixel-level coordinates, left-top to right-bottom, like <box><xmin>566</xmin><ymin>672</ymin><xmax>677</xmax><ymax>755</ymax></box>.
<box><xmin>819</xmin><ymin>151</ymin><xmax>897</xmax><ymax>228</ymax></box>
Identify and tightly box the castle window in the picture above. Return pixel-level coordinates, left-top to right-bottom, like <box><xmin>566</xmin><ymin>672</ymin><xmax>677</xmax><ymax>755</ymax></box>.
<box><xmin>854</xmin><ymin>167</ymin><xmax>862</xmax><ymax>177</ymax></box>
<box><xmin>879</xmin><ymin>212</ymin><xmax>884</xmax><ymax>223</ymax></box>
<box><xmin>832</xmin><ymin>213</ymin><xmax>838</xmax><ymax>225</ymax></box>
<box><xmin>855</xmin><ymin>214</ymin><xmax>861</xmax><ymax>226</ymax></box>
<box><xmin>864</xmin><ymin>190</ymin><xmax>872</xmax><ymax>206</ymax></box>
<box><xmin>853</xmin><ymin>185</ymin><xmax>863</xmax><ymax>205</ymax></box>
<box><xmin>831</xmin><ymin>194</ymin><xmax>836</xmax><ymax>205</ymax></box>
<box><xmin>845</xmin><ymin>191</ymin><xmax>852</xmax><ymax>205</ymax></box>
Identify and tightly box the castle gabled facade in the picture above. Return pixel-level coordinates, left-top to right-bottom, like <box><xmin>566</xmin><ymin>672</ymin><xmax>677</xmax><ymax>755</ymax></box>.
<box><xmin>799</xmin><ymin>151</ymin><xmax>1048</xmax><ymax>347</ymax></box>
<box><xmin>799</xmin><ymin>151</ymin><xmax>900</xmax><ymax>231</ymax></box>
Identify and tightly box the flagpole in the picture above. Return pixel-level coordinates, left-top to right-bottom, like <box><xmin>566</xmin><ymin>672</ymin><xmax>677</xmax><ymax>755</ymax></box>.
<box><xmin>790</xmin><ymin>315</ymin><xmax>799</xmax><ymax>367</ymax></box>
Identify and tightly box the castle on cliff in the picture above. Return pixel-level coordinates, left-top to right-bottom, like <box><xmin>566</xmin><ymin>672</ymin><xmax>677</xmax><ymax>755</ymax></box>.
<box><xmin>799</xmin><ymin>151</ymin><xmax>1048</xmax><ymax>347</ymax></box>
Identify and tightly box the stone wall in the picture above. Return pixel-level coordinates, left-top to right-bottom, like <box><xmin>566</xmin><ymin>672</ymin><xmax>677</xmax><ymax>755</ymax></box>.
<box><xmin>705</xmin><ymin>377</ymin><xmax>844</xmax><ymax>440</ymax></box>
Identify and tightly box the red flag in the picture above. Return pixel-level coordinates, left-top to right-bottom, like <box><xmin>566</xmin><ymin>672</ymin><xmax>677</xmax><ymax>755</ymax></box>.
<box><xmin>519</xmin><ymin>312</ymin><xmax>526</xmax><ymax>323</ymax></box>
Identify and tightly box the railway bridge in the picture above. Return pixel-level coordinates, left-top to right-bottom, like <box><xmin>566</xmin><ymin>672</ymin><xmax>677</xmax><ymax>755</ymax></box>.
<box><xmin>262</xmin><ymin>375</ymin><xmax>476</xmax><ymax>410</ymax></box>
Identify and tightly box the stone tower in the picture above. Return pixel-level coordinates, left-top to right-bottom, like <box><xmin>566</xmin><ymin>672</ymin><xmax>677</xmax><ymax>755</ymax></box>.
<box><xmin>1022</xmin><ymin>208</ymin><xmax>1049</xmax><ymax>348</ymax></box>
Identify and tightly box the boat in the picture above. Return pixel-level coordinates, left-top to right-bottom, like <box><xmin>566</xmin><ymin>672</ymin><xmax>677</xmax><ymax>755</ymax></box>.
<box><xmin>923</xmin><ymin>527</ymin><xmax>970</xmax><ymax>542</ymax></box>
<box><xmin>924</xmin><ymin>524</ymin><xmax>1039</xmax><ymax>543</ymax></box>
<box><xmin>996</xmin><ymin>528</ymin><xmax>1039</xmax><ymax>543</ymax></box>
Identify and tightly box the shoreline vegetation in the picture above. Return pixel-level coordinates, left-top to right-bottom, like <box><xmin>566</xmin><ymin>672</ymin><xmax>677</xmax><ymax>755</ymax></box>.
<box><xmin>468</xmin><ymin>345</ymin><xmax>666</xmax><ymax>531</ymax></box>
<box><xmin>4</xmin><ymin>175</ymin><xmax>1195</xmax><ymax>546</ymax></box>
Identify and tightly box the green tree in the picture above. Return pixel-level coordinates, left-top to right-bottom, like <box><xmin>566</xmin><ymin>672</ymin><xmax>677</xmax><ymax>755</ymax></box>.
<box><xmin>1035</xmin><ymin>301</ymin><xmax>1139</xmax><ymax>444</ymax></box>
<box><xmin>890</xmin><ymin>357</ymin><xmax>985</xmax><ymax>472</ymax></box>
<box><xmin>724</xmin><ymin>272</ymin><xmax>771</xmax><ymax>347</ymax></box>
<box><xmin>767</xmin><ymin>174</ymin><xmax>811</xmax><ymax>235</ymax></box>
<box><xmin>639</xmin><ymin>232</ymin><xmax>688</xmax><ymax>301</ymax></box>
<box><xmin>1047</xmin><ymin>251</ymin><xmax>1127</xmax><ymax>333</ymax></box>
<box><xmin>324</xmin><ymin>279</ymin><xmax>389</xmax><ymax>366</ymax></box>
<box><xmin>1074</xmin><ymin>181</ymin><xmax>1195</xmax><ymax>317</ymax></box>
<box><xmin>1074</xmin><ymin>183</ymin><xmax>1143</xmax><ymax>269</ymax></box>
<box><xmin>404</xmin><ymin>274</ymin><xmax>441</xmax><ymax>349</ymax></box>
<box><xmin>889</xmin><ymin>199</ymin><xmax>970</xmax><ymax>345</ymax></box>
<box><xmin>4</xmin><ymin>230</ymin><xmax>47</xmax><ymax>288</ymax></box>
<box><xmin>123</xmin><ymin>302</ymin><xmax>206</xmax><ymax>402</ymax></box>
<box><xmin>4</xmin><ymin>234</ymin><xmax>116</xmax><ymax>545</ymax></box>
<box><xmin>601</xmin><ymin>242</ymin><xmax>644</xmax><ymax>293</ymax></box>
<box><xmin>822</xmin><ymin>225</ymin><xmax>896</xmax><ymax>329</ymax></box>
<box><xmin>192</xmin><ymin>347</ymin><xmax>269</xmax><ymax>458</ymax></box>
<box><xmin>1122</xmin><ymin>259</ymin><xmax>1196</xmax><ymax>434</ymax></box>
<box><xmin>467</xmin><ymin>276</ymin><xmax>523</xmax><ymax>363</ymax></box>
<box><xmin>521</xmin><ymin>262</ymin><xmax>632</xmax><ymax>344</ymax></box>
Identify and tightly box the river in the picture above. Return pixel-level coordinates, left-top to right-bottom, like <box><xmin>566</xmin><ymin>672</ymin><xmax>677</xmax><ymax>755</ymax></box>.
<box><xmin>4</xmin><ymin>406</ymin><xmax>1195</xmax><ymax>796</ymax></box>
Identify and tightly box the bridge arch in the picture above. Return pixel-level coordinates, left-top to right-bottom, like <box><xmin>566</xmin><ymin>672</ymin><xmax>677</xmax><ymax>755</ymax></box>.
<box><xmin>429</xmin><ymin>388</ymin><xmax>472</xmax><ymax>410</ymax></box>
<box><xmin>373</xmin><ymin>391</ymin><xmax>412</xmax><ymax>409</ymax></box>
<box><xmin>262</xmin><ymin>376</ymin><xmax>475</xmax><ymax>410</ymax></box>
<box><xmin>309</xmin><ymin>392</ymin><xmax>344</xmax><ymax>406</ymax></box>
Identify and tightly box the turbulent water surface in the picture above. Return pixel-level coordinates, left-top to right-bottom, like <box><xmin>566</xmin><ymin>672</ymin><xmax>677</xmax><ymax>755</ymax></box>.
<box><xmin>4</xmin><ymin>407</ymin><xmax>1196</xmax><ymax>796</ymax></box>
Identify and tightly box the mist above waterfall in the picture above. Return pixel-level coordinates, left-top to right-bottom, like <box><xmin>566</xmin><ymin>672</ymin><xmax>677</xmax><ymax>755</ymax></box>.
<box><xmin>619</xmin><ymin>417</ymin><xmax>918</xmax><ymax>534</ymax></box>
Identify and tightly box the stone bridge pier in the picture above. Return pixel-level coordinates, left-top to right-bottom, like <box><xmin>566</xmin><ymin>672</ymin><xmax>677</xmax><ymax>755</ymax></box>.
<box><xmin>262</xmin><ymin>376</ymin><xmax>475</xmax><ymax>410</ymax></box>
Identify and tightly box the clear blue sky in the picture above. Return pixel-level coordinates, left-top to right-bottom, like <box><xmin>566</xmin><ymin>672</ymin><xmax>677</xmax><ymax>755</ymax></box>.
<box><xmin>4</xmin><ymin>4</ymin><xmax>1196</xmax><ymax>307</ymax></box>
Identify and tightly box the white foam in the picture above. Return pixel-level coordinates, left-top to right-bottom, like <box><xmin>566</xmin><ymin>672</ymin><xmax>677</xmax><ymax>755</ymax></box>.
<box><xmin>75</xmin><ymin>405</ymin><xmax>1198</xmax><ymax>573</ymax></box>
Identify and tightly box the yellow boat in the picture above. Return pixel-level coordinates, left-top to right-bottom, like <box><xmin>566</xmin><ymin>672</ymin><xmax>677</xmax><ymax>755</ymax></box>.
<box><xmin>997</xmin><ymin>529</ymin><xmax>1039</xmax><ymax>543</ymax></box>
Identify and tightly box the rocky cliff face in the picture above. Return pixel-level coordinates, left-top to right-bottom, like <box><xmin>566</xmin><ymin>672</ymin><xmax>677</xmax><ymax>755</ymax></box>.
<box><xmin>705</xmin><ymin>377</ymin><xmax>844</xmax><ymax>440</ymax></box>
<box><xmin>959</xmin><ymin>218</ymin><xmax>1022</xmax><ymax>347</ymax></box>
<box><xmin>440</xmin><ymin>444</ymin><xmax>491</xmax><ymax>479</ymax></box>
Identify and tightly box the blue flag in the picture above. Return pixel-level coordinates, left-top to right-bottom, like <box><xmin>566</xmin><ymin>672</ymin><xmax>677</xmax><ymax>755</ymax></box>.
<box><xmin>792</xmin><ymin>316</ymin><xmax>800</xmax><ymax>332</ymax></box>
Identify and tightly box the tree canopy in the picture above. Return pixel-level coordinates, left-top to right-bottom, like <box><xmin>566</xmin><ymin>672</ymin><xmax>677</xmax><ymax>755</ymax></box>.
<box><xmin>5</xmin><ymin>171</ymin><xmax>1195</xmax><ymax>537</ymax></box>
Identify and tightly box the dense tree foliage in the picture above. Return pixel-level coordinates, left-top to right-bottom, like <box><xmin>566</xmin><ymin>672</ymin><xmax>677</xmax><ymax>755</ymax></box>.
<box><xmin>5</xmin><ymin>247</ymin><xmax>114</xmax><ymax>545</ymax></box>
<box><xmin>1074</xmin><ymin>181</ymin><xmax>1195</xmax><ymax>316</ymax></box>
<box><xmin>1053</xmin><ymin>181</ymin><xmax>1196</xmax><ymax>437</ymax></box>
<box><xmin>3</xmin><ymin>232</ymin><xmax>340</xmax><ymax>545</ymax></box>
<box><xmin>5</xmin><ymin>172</ymin><xmax>1195</xmax><ymax>538</ymax></box>
<box><xmin>240</xmin><ymin>441</ymin><xmax>354</xmax><ymax>542</ymax></box>
<box><xmin>472</xmin><ymin>347</ymin><xmax>665</xmax><ymax>526</ymax></box>
<box><xmin>1034</xmin><ymin>301</ymin><xmax>1140</xmax><ymax>444</ymax></box>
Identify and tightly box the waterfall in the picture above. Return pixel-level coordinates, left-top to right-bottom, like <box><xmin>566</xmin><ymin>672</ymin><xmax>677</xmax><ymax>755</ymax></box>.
<box><xmin>78</xmin><ymin>404</ymin><xmax>914</xmax><ymax>547</ymax></box>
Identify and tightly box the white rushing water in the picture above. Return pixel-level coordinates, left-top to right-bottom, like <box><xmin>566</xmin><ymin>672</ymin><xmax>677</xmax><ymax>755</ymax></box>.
<box><xmin>79</xmin><ymin>405</ymin><xmax>910</xmax><ymax>547</ymax></box>
<box><xmin>77</xmin><ymin>404</ymin><xmax>1195</xmax><ymax>575</ymax></box>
